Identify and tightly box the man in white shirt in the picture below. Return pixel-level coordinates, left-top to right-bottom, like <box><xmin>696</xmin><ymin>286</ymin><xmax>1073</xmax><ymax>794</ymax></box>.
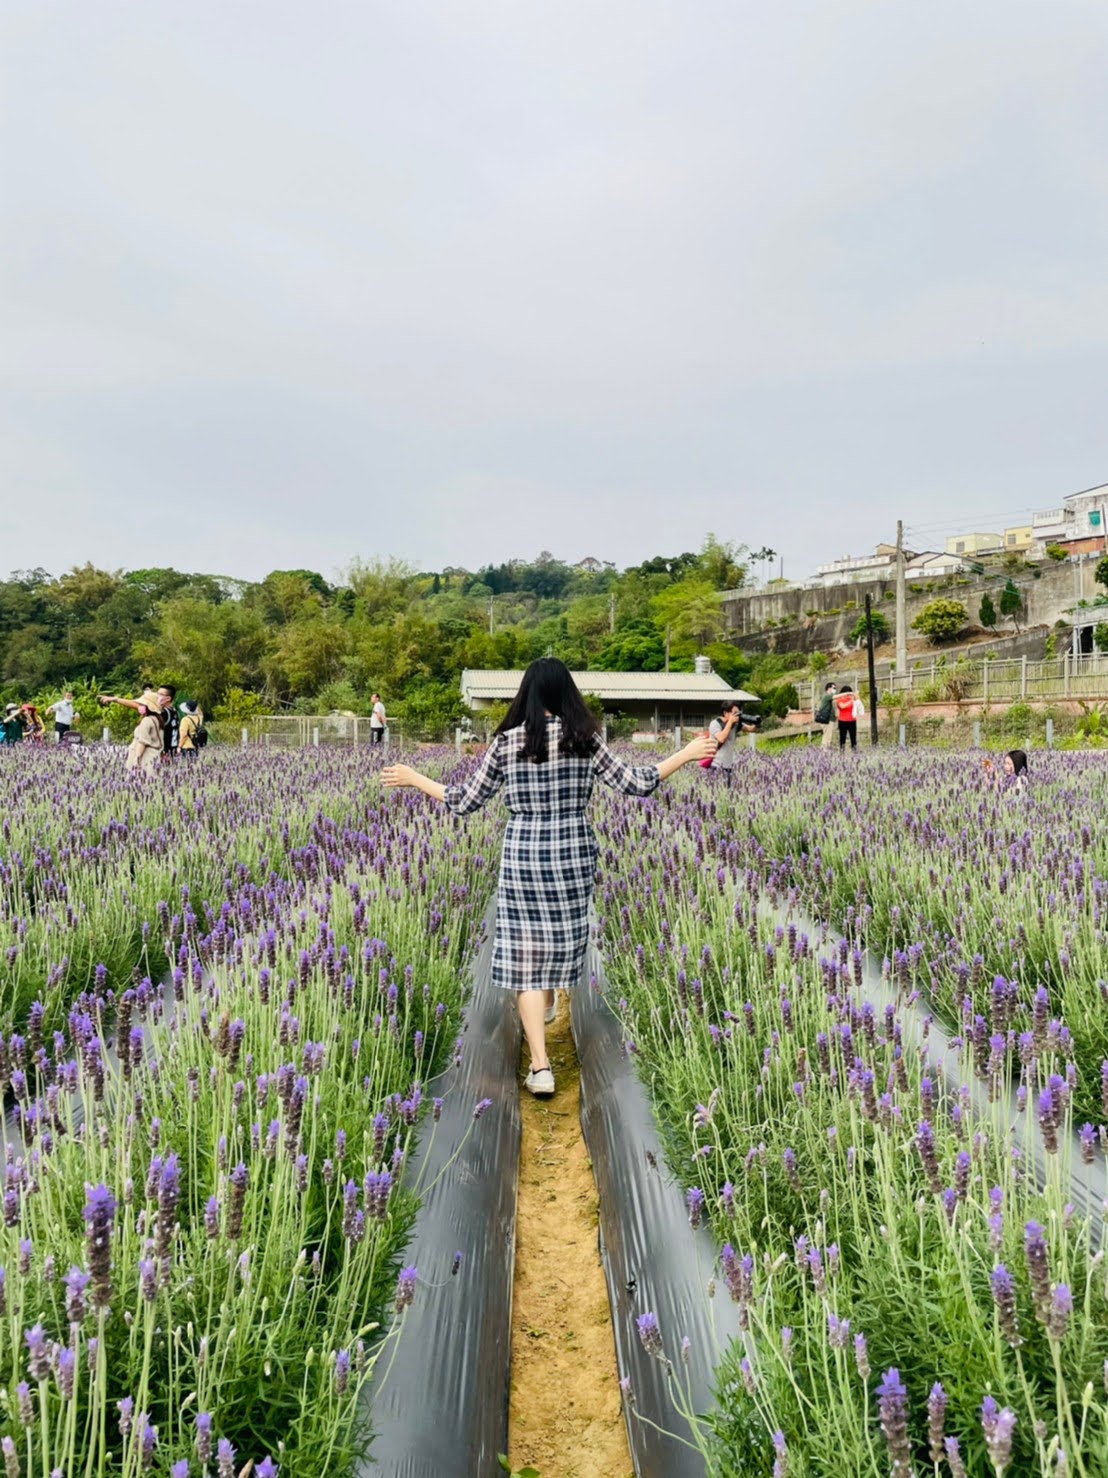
<box><xmin>369</xmin><ymin>693</ymin><xmax>387</xmax><ymax>744</ymax></box>
<box><xmin>46</xmin><ymin>691</ymin><xmax>77</xmax><ymax>742</ymax></box>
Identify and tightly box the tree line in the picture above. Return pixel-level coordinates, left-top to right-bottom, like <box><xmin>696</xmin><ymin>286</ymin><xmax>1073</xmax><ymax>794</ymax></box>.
<box><xmin>0</xmin><ymin>537</ymin><xmax>797</xmax><ymax>735</ymax></box>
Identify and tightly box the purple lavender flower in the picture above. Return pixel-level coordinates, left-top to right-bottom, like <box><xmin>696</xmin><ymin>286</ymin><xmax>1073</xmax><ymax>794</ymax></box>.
<box><xmin>217</xmin><ymin>1438</ymin><xmax>235</xmax><ymax>1478</ymax></box>
<box><xmin>981</xmin><ymin>1396</ymin><xmax>1016</xmax><ymax>1471</ymax></box>
<box><xmin>1048</xmin><ymin>1284</ymin><xmax>1072</xmax><ymax>1342</ymax></box>
<box><xmin>256</xmin><ymin>1461</ymin><xmax>279</xmax><ymax>1478</ymax></box>
<box><xmin>25</xmin><ymin>1323</ymin><xmax>50</xmax><ymax>1383</ymax></box>
<box><xmin>636</xmin><ymin>1311</ymin><xmax>663</xmax><ymax>1359</ymax></box>
<box><xmin>394</xmin><ymin>1265</ymin><xmax>417</xmax><ymax>1314</ymax></box>
<box><xmin>172</xmin><ymin>1464</ymin><xmax>190</xmax><ymax>1478</ymax></box>
<box><xmin>83</xmin><ymin>1183</ymin><xmax>116</xmax><ymax>1309</ymax></box>
<box><xmin>915</xmin><ymin>1120</ymin><xmax>943</xmax><ymax>1195</ymax></box>
<box><xmin>944</xmin><ymin>1435</ymin><xmax>967</xmax><ymax>1478</ymax></box>
<box><xmin>876</xmin><ymin>1368</ymin><xmax>912</xmax><ymax>1476</ymax></box>
<box><xmin>335</xmin><ymin>1348</ymin><xmax>351</xmax><ymax>1394</ymax></box>
<box><xmin>685</xmin><ymin>1186</ymin><xmax>705</xmax><ymax>1229</ymax></box>
<box><xmin>1024</xmin><ymin>1220</ymin><xmax>1051</xmax><ymax>1322</ymax></box>
<box><xmin>990</xmin><ymin>1265</ymin><xmax>1021</xmax><ymax>1348</ymax></box>
<box><xmin>927</xmin><ymin>1382</ymin><xmax>948</xmax><ymax>1464</ymax></box>
<box><xmin>64</xmin><ymin>1266</ymin><xmax>90</xmax><ymax>1326</ymax></box>
<box><xmin>853</xmin><ymin>1332</ymin><xmax>870</xmax><ymax>1380</ymax></box>
<box><xmin>15</xmin><ymin>1382</ymin><xmax>32</xmax><ymax>1426</ymax></box>
<box><xmin>451</xmin><ymin>1251</ymin><xmax>463</xmax><ymax>1276</ymax></box>
<box><xmin>1</xmin><ymin>1436</ymin><xmax>19</xmax><ymax>1478</ymax></box>
<box><xmin>772</xmin><ymin>1430</ymin><xmax>788</xmax><ymax>1478</ymax></box>
<box><xmin>54</xmin><ymin>1347</ymin><xmax>75</xmax><ymax>1401</ymax></box>
<box><xmin>195</xmin><ymin>1412</ymin><xmax>212</xmax><ymax>1462</ymax></box>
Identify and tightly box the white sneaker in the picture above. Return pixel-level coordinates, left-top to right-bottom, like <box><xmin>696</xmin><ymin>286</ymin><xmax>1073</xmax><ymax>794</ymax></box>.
<box><xmin>543</xmin><ymin>991</ymin><xmax>559</xmax><ymax>1025</ymax></box>
<box><xmin>525</xmin><ymin>1067</ymin><xmax>555</xmax><ymax>1098</ymax></box>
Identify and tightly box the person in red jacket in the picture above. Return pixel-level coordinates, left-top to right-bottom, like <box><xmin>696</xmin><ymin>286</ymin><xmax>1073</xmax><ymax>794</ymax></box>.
<box><xmin>835</xmin><ymin>685</ymin><xmax>864</xmax><ymax>751</ymax></box>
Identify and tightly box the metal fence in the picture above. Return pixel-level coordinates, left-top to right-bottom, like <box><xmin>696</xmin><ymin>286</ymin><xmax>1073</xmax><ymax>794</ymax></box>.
<box><xmin>810</xmin><ymin>652</ymin><xmax>1108</xmax><ymax>710</ymax></box>
<box><xmin>246</xmin><ymin>715</ymin><xmax>405</xmax><ymax>748</ymax></box>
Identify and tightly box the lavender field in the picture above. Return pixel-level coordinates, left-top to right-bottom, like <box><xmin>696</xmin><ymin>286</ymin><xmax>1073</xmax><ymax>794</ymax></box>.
<box><xmin>0</xmin><ymin>747</ymin><xmax>501</xmax><ymax>1476</ymax></box>
<box><xmin>595</xmin><ymin>750</ymin><xmax>1108</xmax><ymax>1476</ymax></box>
<box><xmin>2</xmin><ymin>743</ymin><xmax>1107</xmax><ymax>1476</ymax></box>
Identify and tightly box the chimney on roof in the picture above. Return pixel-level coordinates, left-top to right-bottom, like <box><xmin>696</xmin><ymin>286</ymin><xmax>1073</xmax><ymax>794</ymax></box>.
<box><xmin>693</xmin><ymin>654</ymin><xmax>712</xmax><ymax>675</ymax></box>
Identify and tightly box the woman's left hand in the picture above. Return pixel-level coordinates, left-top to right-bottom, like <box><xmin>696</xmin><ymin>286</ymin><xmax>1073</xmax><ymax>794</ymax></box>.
<box><xmin>381</xmin><ymin>764</ymin><xmax>416</xmax><ymax>789</ymax></box>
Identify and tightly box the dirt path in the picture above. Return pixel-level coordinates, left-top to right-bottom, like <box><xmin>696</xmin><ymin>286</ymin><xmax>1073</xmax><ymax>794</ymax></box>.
<box><xmin>508</xmin><ymin>998</ymin><xmax>633</xmax><ymax>1478</ymax></box>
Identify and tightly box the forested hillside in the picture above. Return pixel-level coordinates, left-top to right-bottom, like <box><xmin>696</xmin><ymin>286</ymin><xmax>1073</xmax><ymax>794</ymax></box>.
<box><xmin>0</xmin><ymin>537</ymin><xmax>798</xmax><ymax>733</ymax></box>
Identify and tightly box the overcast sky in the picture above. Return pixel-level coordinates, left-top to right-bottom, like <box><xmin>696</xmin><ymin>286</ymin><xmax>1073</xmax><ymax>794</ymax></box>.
<box><xmin>3</xmin><ymin>1</ymin><xmax>1107</xmax><ymax>586</ymax></box>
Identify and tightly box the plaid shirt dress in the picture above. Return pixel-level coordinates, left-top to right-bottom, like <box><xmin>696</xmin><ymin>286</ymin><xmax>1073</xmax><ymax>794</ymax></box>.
<box><xmin>444</xmin><ymin>718</ymin><xmax>660</xmax><ymax>991</ymax></box>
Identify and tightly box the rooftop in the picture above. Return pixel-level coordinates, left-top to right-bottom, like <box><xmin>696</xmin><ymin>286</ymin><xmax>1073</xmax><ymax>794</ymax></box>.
<box><xmin>460</xmin><ymin>668</ymin><xmax>758</xmax><ymax>704</ymax></box>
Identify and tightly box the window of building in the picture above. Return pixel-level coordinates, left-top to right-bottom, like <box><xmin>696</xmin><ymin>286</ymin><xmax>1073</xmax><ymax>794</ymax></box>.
<box><xmin>955</xmin><ymin>541</ymin><xmax>965</xmax><ymax>553</ymax></box>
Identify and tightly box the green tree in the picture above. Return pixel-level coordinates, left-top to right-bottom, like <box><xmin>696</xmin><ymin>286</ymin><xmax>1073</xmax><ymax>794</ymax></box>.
<box><xmin>912</xmin><ymin>599</ymin><xmax>967</xmax><ymax>644</ymax></box>
<box><xmin>979</xmin><ymin>592</ymin><xmax>997</xmax><ymax>629</ymax></box>
<box><xmin>593</xmin><ymin>621</ymin><xmax>665</xmax><ymax>672</ymax></box>
<box><xmin>847</xmin><ymin>610</ymin><xmax>890</xmax><ymax>645</ymax></box>
<box><xmin>137</xmin><ymin>597</ymin><xmax>269</xmax><ymax>703</ymax></box>
<box><xmin>1045</xmin><ymin>544</ymin><xmax>1068</xmax><ymax>562</ymax></box>
<box><xmin>698</xmin><ymin>535</ymin><xmax>748</xmax><ymax>591</ymax></box>
<box><xmin>1094</xmin><ymin>623</ymin><xmax>1108</xmax><ymax>654</ymax></box>
<box><xmin>999</xmin><ymin>579</ymin><xmax>1023</xmax><ymax>633</ymax></box>
<box><xmin>1096</xmin><ymin>555</ymin><xmax>1108</xmax><ymax>593</ymax></box>
<box><xmin>651</xmin><ymin>580</ymin><xmax>725</xmax><ymax>655</ymax></box>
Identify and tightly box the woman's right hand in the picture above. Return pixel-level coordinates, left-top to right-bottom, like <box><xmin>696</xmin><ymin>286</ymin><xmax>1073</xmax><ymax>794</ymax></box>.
<box><xmin>683</xmin><ymin>732</ymin><xmax>717</xmax><ymax>763</ymax></box>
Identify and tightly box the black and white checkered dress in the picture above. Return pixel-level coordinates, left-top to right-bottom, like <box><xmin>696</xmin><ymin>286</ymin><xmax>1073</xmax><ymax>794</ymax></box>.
<box><xmin>443</xmin><ymin>718</ymin><xmax>660</xmax><ymax>991</ymax></box>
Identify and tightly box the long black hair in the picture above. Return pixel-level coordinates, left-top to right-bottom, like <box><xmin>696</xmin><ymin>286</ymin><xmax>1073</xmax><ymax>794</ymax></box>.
<box><xmin>495</xmin><ymin>657</ymin><xmax>600</xmax><ymax>762</ymax></box>
<box><xmin>1006</xmin><ymin>749</ymin><xmax>1029</xmax><ymax>776</ymax></box>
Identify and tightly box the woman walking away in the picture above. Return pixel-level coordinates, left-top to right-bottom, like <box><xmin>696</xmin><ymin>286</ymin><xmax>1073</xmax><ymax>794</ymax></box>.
<box><xmin>179</xmin><ymin>700</ymin><xmax>204</xmax><ymax>758</ymax></box>
<box><xmin>835</xmin><ymin>685</ymin><xmax>863</xmax><ymax>751</ymax></box>
<box><xmin>119</xmin><ymin>691</ymin><xmax>164</xmax><ymax>776</ymax></box>
<box><xmin>382</xmin><ymin>657</ymin><xmax>716</xmax><ymax>1098</ymax></box>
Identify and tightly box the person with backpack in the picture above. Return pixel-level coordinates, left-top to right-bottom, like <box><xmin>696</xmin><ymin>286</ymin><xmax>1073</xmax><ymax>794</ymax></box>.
<box><xmin>815</xmin><ymin>681</ymin><xmax>837</xmax><ymax>748</ymax></box>
<box><xmin>179</xmin><ymin>700</ymin><xmax>207</xmax><ymax>757</ymax></box>
<box><xmin>835</xmin><ymin>685</ymin><xmax>864</xmax><ymax>751</ymax></box>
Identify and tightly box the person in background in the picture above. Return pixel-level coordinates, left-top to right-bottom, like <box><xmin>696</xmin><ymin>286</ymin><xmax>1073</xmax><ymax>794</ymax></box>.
<box><xmin>983</xmin><ymin>750</ymin><xmax>1029</xmax><ymax>791</ymax></box>
<box><xmin>370</xmin><ymin>692</ymin><xmax>387</xmax><ymax>745</ymax></box>
<box><xmin>100</xmin><ymin>684</ymin><xmax>179</xmax><ymax>758</ymax></box>
<box><xmin>382</xmin><ymin>658</ymin><xmax>716</xmax><ymax>1099</ymax></box>
<box><xmin>179</xmin><ymin>700</ymin><xmax>203</xmax><ymax>758</ymax></box>
<box><xmin>815</xmin><ymin>681</ymin><xmax>837</xmax><ymax>749</ymax></box>
<box><xmin>709</xmin><ymin>701</ymin><xmax>741</xmax><ymax>773</ymax></box>
<box><xmin>121</xmin><ymin>691</ymin><xmax>164</xmax><ymax>776</ymax></box>
<box><xmin>46</xmin><ymin>690</ymin><xmax>77</xmax><ymax>742</ymax></box>
<box><xmin>20</xmin><ymin>704</ymin><xmax>46</xmax><ymax>745</ymax></box>
<box><xmin>835</xmin><ymin>685</ymin><xmax>864</xmax><ymax>751</ymax></box>
<box><xmin>1</xmin><ymin>704</ymin><xmax>23</xmax><ymax>746</ymax></box>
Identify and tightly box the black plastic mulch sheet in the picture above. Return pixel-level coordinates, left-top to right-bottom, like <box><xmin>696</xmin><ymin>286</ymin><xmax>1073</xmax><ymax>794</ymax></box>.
<box><xmin>572</xmin><ymin>947</ymin><xmax>743</xmax><ymax>1478</ymax></box>
<box><xmin>363</xmin><ymin>910</ymin><xmax>522</xmax><ymax>1476</ymax></box>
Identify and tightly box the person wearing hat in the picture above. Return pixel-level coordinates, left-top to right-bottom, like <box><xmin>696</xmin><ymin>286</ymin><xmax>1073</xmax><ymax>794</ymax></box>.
<box><xmin>1</xmin><ymin>703</ymin><xmax>23</xmax><ymax>746</ymax></box>
<box><xmin>178</xmin><ymin>699</ymin><xmax>204</xmax><ymax>758</ymax></box>
<box><xmin>100</xmin><ymin>690</ymin><xmax>163</xmax><ymax>774</ymax></box>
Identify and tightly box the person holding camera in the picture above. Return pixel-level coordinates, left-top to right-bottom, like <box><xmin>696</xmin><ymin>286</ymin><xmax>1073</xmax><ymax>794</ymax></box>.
<box><xmin>709</xmin><ymin>702</ymin><xmax>741</xmax><ymax>771</ymax></box>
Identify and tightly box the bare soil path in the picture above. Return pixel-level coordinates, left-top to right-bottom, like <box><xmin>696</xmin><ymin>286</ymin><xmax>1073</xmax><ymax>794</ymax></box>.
<box><xmin>507</xmin><ymin>1000</ymin><xmax>633</xmax><ymax>1478</ymax></box>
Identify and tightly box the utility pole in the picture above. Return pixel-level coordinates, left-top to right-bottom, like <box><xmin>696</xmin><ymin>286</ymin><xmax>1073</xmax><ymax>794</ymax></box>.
<box><xmin>895</xmin><ymin>519</ymin><xmax>907</xmax><ymax>691</ymax></box>
<box><xmin>488</xmin><ymin>597</ymin><xmax>494</xmax><ymax>636</ymax></box>
<box><xmin>664</xmin><ymin>625</ymin><xmax>671</xmax><ymax>672</ymax></box>
<box><xmin>608</xmin><ymin>590</ymin><xmax>616</xmax><ymax>634</ymax></box>
<box><xmin>865</xmin><ymin>595</ymin><xmax>879</xmax><ymax>746</ymax></box>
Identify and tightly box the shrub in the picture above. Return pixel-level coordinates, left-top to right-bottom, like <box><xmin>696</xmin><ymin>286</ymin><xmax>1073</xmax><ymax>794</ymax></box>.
<box><xmin>1046</xmin><ymin>543</ymin><xmax>1068</xmax><ymax>562</ymax></box>
<box><xmin>1004</xmin><ymin>701</ymin><xmax>1033</xmax><ymax>738</ymax></box>
<box><xmin>979</xmin><ymin>592</ymin><xmax>997</xmax><ymax>629</ymax></box>
<box><xmin>912</xmin><ymin>599</ymin><xmax>967</xmax><ymax>643</ymax></box>
<box><xmin>1095</xmin><ymin>623</ymin><xmax>1108</xmax><ymax>653</ymax></box>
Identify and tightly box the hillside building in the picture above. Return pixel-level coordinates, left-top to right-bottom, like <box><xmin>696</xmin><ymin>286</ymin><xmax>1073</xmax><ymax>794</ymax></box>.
<box><xmin>945</xmin><ymin>532</ymin><xmax>1003</xmax><ymax>558</ymax></box>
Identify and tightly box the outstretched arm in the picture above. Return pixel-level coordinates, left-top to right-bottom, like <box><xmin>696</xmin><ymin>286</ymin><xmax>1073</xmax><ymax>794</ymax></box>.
<box><xmin>383</xmin><ymin>735</ymin><xmax>506</xmax><ymax>813</ymax></box>
<box><xmin>100</xmin><ymin>695</ymin><xmax>141</xmax><ymax>713</ymax></box>
<box><xmin>593</xmin><ymin>732</ymin><xmax>715</xmax><ymax>793</ymax></box>
<box><xmin>381</xmin><ymin>764</ymin><xmax>447</xmax><ymax>803</ymax></box>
